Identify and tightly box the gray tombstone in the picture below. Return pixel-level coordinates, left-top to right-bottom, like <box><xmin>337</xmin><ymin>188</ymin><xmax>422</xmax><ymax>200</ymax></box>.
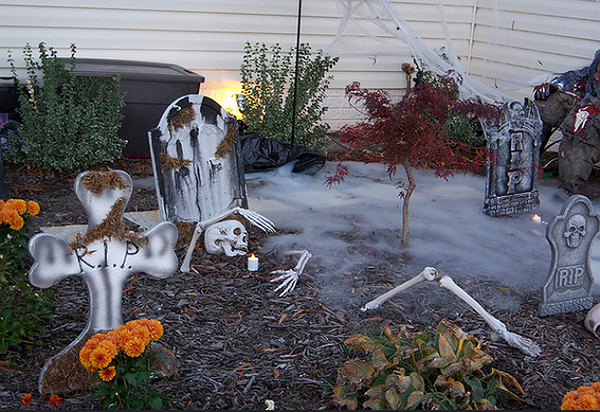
<box><xmin>539</xmin><ymin>195</ymin><xmax>600</xmax><ymax>316</ymax></box>
<box><xmin>483</xmin><ymin>98</ymin><xmax>543</xmax><ymax>216</ymax></box>
<box><xmin>148</xmin><ymin>94</ymin><xmax>248</xmax><ymax>224</ymax></box>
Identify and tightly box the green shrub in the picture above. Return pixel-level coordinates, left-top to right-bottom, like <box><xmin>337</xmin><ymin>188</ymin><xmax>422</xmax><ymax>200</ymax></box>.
<box><xmin>7</xmin><ymin>42</ymin><xmax>126</xmax><ymax>173</ymax></box>
<box><xmin>0</xmin><ymin>199</ymin><xmax>54</xmax><ymax>354</ymax></box>
<box><xmin>239</xmin><ymin>41</ymin><xmax>338</xmax><ymax>153</ymax></box>
<box><xmin>333</xmin><ymin>318</ymin><xmax>524</xmax><ymax>410</ymax></box>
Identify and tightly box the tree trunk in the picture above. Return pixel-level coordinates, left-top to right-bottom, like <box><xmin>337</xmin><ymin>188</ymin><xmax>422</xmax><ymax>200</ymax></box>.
<box><xmin>401</xmin><ymin>160</ymin><xmax>416</xmax><ymax>246</ymax></box>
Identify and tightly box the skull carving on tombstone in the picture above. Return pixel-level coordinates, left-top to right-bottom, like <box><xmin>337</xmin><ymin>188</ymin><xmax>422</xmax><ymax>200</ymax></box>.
<box><xmin>564</xmin><ymin>213</ymin><xmax>587</xmax><ymax>248</ymax></box>
<box><xmin>204</xmin><ymin>220</ymin><xmax>248</xmax><ymax>256</ymax></box>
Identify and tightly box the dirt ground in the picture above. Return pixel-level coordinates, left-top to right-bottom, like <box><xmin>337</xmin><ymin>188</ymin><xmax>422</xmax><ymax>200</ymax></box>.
<box><xmin>2</xmin><ymin>154</ymin><xmax>600</xmax><ymax>410</ymax></box>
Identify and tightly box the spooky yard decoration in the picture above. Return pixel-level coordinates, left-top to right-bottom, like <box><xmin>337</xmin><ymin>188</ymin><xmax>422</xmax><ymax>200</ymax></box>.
<box><xmin>534</xmin><ymin>49</ymin><xmax>600</xmax><ymax>195</ymax></box>
<box><xmin>148</xmin><ymin>94</ymin><xmax>274</xmax><ymax>268</ymax></box>
<box><xmin>540</xmin><ymin>195</ymin><xmax>599</xmax><ymax>317</ymax></box>
<box><xmin>483</xmin><ymin>98</ymin><xmax>543</xmax><ymax>216</ymax></box>
<box><xmin>326</xmin><ymin>71</ymin><xmax>501</xmax><ymax>245</ymax></box>
<box><xmin>149</xmin><ymin>94</ymin><xmax>309</xmax><ymax>296</ymax></box>
<box><xmin>362</xmin><ymin>267</ymin><xmax>542</xmax><ymax>357</ymax></box>
<box><xmin>27</xmin><ymin>170</ymin><xmax>179</xmax><ymax>394</ymax></box>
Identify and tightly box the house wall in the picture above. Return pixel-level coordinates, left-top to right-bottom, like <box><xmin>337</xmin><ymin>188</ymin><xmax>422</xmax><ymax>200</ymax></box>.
<box><xmin>1</xmin><ymin>0</ymin><xmax>599</xmax><ymax>132</ymax></box>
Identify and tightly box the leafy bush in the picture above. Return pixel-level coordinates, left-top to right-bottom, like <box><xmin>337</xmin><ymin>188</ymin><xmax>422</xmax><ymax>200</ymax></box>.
<box><xmin>239</xmin><ymin>41</ymin><xmax>338</xmax><ymax>153</ymax></box>
<box><xmin>0</xmin><ymin>199</ymin><xmax>54</xmax><ymax>353</ymax></box>
<box><xmin>7</xmin><ymin>42</ymin><xmax>126</xmax><ymax>173</ymax></box>
<box><xmin>333</xmin><ymin>318</ymin><xmax>524</xmax><ymax>410</ymax></box>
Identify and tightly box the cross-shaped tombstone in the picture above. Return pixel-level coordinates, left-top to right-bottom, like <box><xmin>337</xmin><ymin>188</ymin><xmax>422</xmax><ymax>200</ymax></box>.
<box><xmin>539</xmin><ymin>195</ymin><xmax>600</xmax><ymax>316</ymax></box>
<box><xmin>28</xmin><ymin>169</ymin><xmax>179</xmax><ymax>395</ymax></box>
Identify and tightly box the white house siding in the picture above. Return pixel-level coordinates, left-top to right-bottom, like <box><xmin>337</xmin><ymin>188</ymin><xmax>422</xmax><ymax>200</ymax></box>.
<box><xmin>1</xmin><ymin>0</ymin><xmax>600</xmax><ymax>131</ymax></box>
<box><xmin>467</xmin><ymin>0</ymin><xmax>600</xmax><ymax>101</ymax></box>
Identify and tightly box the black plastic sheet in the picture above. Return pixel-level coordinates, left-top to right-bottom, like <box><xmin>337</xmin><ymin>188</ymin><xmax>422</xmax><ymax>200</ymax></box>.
<box><xmin>239</xmin><ymin>132</ymin><xmax>326</xmax><ymax>176</ymax></box>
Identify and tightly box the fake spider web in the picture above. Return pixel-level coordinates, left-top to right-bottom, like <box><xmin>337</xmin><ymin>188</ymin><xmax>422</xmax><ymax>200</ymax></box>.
<box><xmin>324</xmin><ymin>0</ymin><xmax>566</xmax><ymax>104</ymax></box>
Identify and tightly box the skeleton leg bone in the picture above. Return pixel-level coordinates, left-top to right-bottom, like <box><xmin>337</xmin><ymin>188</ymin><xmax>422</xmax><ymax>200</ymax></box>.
<box><xmin>362</xmin><ymin>267</ymin><xmax>541</xmax><ymax>357</ymax></box>
<box><xmin>436</xmin><ymin>275</ymin><xmax>542</xmax><ymax>357</ymax></box>
<box><xmin>270</xmin><ymin>250</ymin><xmax>312</xmax><ymax>297</ymax></box>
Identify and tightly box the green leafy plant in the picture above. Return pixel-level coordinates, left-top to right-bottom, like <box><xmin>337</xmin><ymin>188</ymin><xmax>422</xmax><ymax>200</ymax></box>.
<box><xmin>7</xmin><ymin>42</ymin><xmax>126</xmax><ymax>173</ymax></box>
<box><xmin>80</xmin><ymin>318</ymin><xmax>169</xmax><ymax>410</ymax></box>
<box><xmin>239</xmin><ymin>41</ymin><xmax>339</xmax><ymax>153</ymax></box>
<box><xmin>333</xmin><ymin>318</ymin><xmax>524</xmax><ymax>410</ymax></box>
<box><xmin>0</xmin><ymin>198</ymin><xmax>54</xmax><ymax>353</ymax></box>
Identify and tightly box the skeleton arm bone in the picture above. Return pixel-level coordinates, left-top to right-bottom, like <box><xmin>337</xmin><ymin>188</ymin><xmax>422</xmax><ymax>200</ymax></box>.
<box><xmin>361</xmin><ymin>267</ymin><xmax>439</xmax><ymax>311</ymax></box>
<box><xmin>180</xmin><ymin>207</ymin><xmax>276</xmax><ymax>273</ymax></box>
<box><xmin>436</xmin><ymin>275</ymin><xmax>542</xmax><ymax>357</ymax></box>
<box><xmin>362</xmin><ymin>267</ymin><xmax>541</xmax><ymax>357</ymax></box>
<box><xmin>270</xmin><ymin>250</ymin><xmax>312</xmax><ymax>297</ymax></box>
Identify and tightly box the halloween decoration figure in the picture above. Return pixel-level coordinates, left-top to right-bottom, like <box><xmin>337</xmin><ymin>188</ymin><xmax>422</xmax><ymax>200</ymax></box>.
<box><xmin>564</xmin><ymin>214</ymin><xmax>587</xmax><ymax>248</ymax></box>
<box><xmin>269</xmin><ymin>250</ymin><xmax>312</xmax><ymax>297</ymax></box>
<box><xmin>149</xmin><ymin>94</ymin><xmax>310</xmax><ymax>297</ymax></box>
<box><xmin>204</xmin><ymin>219</ymin><xmax>248</xmax><ymax>256</ymax></box>
<box><xmin>180</xmin><ymin>206</ymin><xmax>274</xmax><ymax>272</ymax></box>
<box><xmin>362</xmin><ymin>267</ymin><xmax>542</xmax><ymax>357</ymax></box>
<box><xmin>27</xmin><ymin>170</ymin><xmax>179</xmax><ymax>394</ymax></box>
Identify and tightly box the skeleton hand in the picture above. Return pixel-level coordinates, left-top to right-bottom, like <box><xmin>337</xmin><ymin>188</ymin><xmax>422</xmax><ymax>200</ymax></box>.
<box><xmin>270</xmin><ymin>250</ymin><xmax>312</xmax><ymax>297</ymax></box>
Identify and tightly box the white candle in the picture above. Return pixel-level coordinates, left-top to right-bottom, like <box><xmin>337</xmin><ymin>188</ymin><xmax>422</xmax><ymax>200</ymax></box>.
<box><xmin>248</xmin><ymin>254</ymin><xmax>259</xmax><ymax>271</ymax></box>
<box><xmin>532</xmin><ymin>214</ymin><xmax>542</xmax><ymax>224</ymax></box>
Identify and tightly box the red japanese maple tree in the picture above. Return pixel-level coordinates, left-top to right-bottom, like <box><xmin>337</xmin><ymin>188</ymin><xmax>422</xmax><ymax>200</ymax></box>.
<box><xmin>327</xmin><ymin>71</ymin><xmax>502</xmax><ymax>246</ymax></box>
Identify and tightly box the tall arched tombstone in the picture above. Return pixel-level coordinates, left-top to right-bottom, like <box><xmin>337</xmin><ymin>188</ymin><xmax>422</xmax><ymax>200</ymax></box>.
<box><xmin>148</xmin><ymin>94</ymin><xmax>248</xmax><ymax>225</ymax></box>
<box><xmin>539</xmin><ymin>195</ymin><xmax>600</xmax><ymax>316</ymax></box>
<box><xmin>483</xmin><ymin>98</ymin><xmax>543</xmax><ymax>216</ymax></box>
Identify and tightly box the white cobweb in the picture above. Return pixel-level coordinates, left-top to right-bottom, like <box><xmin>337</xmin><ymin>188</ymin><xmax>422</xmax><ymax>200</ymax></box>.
<box><xmin>324</xmin><ymin>0</ymin><xmax>585</xmax><ymax>104</ymax></box>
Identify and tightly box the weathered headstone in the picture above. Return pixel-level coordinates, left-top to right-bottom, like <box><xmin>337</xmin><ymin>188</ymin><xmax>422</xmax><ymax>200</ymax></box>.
<box><xmin>148</xmin><ymin>94</ymin><xmax>248</xmax><ymax>225</ymax></box>
<box><xmin>539</xmin><ymin>195</ymin><xmax>600</xmax><ymax>316</ymax></box>
<box><xmin>483</xmin><ymin>98</ymin><xmax>543</xmax><ymax>216</ymax></box>
<box><xmin>28</xmin><ymin>170</ymin><xmax>179</xmax><ymax>394</ymax></box>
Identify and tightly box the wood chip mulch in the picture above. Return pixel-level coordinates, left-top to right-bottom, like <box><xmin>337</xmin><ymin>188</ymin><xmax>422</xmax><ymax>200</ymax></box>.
<box><xmin>1</xmin><ymin>156</ymin><xmax>600</xmax><ymax>410</ymax></box>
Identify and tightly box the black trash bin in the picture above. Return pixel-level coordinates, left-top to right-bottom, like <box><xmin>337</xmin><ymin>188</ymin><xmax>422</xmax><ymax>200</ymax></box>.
<box><xmin>61</xmin><ymin>58</ymin><xmax>205</xmax><ymax>158</ymax></box>
<box><xmin>0</xmin><ymin>76</ymin><xmax>20</xmax><ymax>123</ymax></box>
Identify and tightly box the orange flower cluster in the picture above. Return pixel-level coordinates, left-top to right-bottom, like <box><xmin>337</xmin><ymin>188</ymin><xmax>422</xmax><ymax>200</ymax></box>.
<box><xmin>79</xmin><ymin>318</ymin><xmax>163</xmax><ymax>381</ymax></box>
<box><xmin>562</xmin><ymin>382</ymin><xmax>600</xmax><ymax>410</ymax></box>
<box><xmin>0</xmin><ymin>199</ymin><xmax>39</xmax><ymax>231</ymax></box>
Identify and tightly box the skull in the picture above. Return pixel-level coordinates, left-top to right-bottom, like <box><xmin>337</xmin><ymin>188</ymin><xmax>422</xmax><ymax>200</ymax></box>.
<box><xmin>564</xmin><ymin>213</ymin><xmax>587</xmax><ymax>248</ymax></box>
<box><xmin>204</xmin><ymin>220</ymin><xmax>248</xmax><ymax>256</ymax></box>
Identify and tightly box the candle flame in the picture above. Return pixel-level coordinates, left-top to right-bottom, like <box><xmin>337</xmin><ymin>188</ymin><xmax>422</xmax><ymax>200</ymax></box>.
<box><xmin>249</xmin><ymin>253</ymin><xmax>255</xmax><ymax>258</ymax></box>
<box><xmin>533</xmin><ymin>214</ymin><xmax>540</xmax><ymax>219</ymax></box>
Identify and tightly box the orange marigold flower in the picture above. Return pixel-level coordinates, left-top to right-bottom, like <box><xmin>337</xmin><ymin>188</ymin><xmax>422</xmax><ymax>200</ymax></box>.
<box><xmin>79</xmin><ymin>345</ymin><xmax>94</xmax><ymax>371</ymax></box>
<box><xmin>48</xmin><ymin>394</ymin><xmax>62</xmax><ymax>407</ymax></box>
<box><xmin>98</xmin><ymin>365</ymin><xmax>117</xmax><ymax>382</ymax></box>
<box><xmin>128</xmin><ymin>322</ymin><xmax>151</xmax><ymax>345</ymax></box>
<box><xmin>580</xmin><ymin>394</ymin><xmax>599</xmax><ymax>410</ymax></box>
<box><xmin>27</xmin><ymin>201</ymin><xmax>40</xmax><ymax>216</ymax></box>
<box><xmin>114</xmin><ymin>327</ymin><xmax>133</xmax><ymax>350</ymax></box>
<box><xmin>7</xmin><ymin>199</ymin><xmax>27</xmax><ymax>215</ymax></box>
<box><xmin>22</xmin><ymin>393</ymin><xmax>33</xmax><ymax>405</ymax></box>
<box><xmin>90</xmin><ymin>340</ymin><xmax>118</xmax><ymax>370</ymax></box>
<box><xmin>124</xmin><ymin>337</ymin><xmax>146</xmax><ymax>358</ymax></box>
<box><xmin>8</xmin><ymin>213</ymin><xmax>24</xmax><ymax>231</ymax></box>
<box><xmin>141</xmin><ymin>318</ymin><xmax>164</xmax><ymax>341</ymax></box>
<box><xmin>1</xmin><ymin>207</ymin><xmax>18</xmax><ymax>224</ymax></box>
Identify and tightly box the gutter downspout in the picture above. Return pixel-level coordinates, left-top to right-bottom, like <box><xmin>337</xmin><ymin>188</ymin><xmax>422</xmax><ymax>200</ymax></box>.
<box><xmin>467</xmin><ymin>0</ymin><xmax>479</xmax><ymax>75</ymax></box>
